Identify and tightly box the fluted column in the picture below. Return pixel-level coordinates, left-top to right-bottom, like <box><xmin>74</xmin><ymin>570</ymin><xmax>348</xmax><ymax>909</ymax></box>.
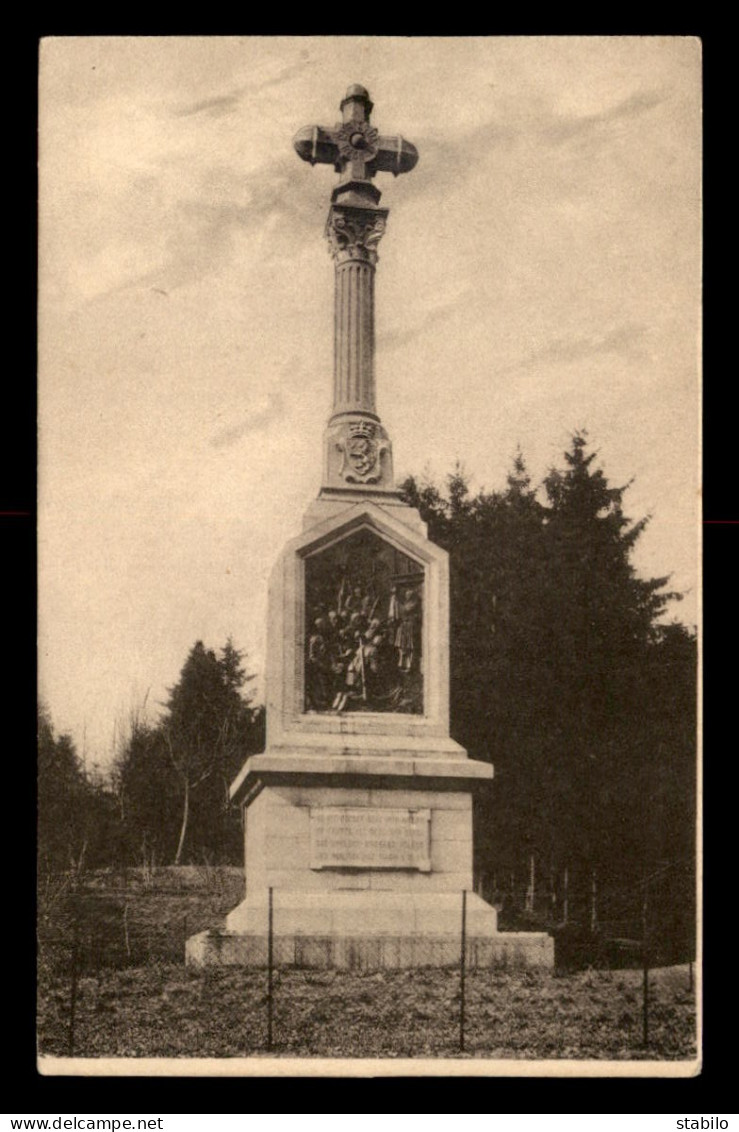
<box><xmin>326</xmin><ymin>204</ymin><xmax>387</xmax><ymax>422</ymax></box>
<box><xmin>320</xmin><ymin>202</ymin><xmax>395</xmax><ymax>493</ymax></box>
<box><xmin>333</xmin><ymin>256</ymin><xmax>376</xmax><ymax>416</ymax></box>
<box><xmin>293</xmin><ymin>84</ymin><xmax>417</xmax><ymax>497</ymax></box>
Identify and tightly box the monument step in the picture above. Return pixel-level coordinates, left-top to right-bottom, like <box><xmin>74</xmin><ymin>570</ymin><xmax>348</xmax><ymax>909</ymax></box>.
<box><xmin>224</xmin><ymin>890</ymin><xmax>498</xmax><ymax>936</ymax></box>
<box><xmin>186</xmin><ymin>927</ymin><xmax>554</xmax><ymax>970</ymax></box>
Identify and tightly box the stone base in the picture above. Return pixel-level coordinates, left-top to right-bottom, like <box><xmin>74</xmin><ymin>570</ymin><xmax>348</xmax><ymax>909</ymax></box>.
<box><xmin>186</xmin><ymin>892</ymin><xmax>553</xmax><ymax>970</ymax></box>
<box><xmin>210</xmin><ymin>764</ymin><xmax>553</xmax><ymax>971</ymax></box>
<box><xmin>225</xmin><ymin>890</ymin><xmax>498</xmax><ymax>936</ymax></box>
<box><xmin>186</xmin><ymin>927</ymin><xmax>554</xmax><ymax>970</ymax></box>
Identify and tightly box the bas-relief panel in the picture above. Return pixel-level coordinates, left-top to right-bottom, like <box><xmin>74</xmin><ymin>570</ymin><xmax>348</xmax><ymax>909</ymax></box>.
<box><xmin>304</xmin><ymin>527</ymin><xmax>424</xmax><ymax>714</ymax></box>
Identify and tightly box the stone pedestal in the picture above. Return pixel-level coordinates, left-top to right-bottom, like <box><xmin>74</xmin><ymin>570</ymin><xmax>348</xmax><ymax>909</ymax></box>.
<box><xmin>186</xmin><ymin>497</ymin><xmax>553</xmax><ymax>969</ymax></box>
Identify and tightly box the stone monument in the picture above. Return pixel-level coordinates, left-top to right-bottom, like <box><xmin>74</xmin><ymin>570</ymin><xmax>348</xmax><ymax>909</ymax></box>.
<box><xmin>187</xmin><ymin>85</ymin><xmax>553</xmax><ymax>969</ymax></box>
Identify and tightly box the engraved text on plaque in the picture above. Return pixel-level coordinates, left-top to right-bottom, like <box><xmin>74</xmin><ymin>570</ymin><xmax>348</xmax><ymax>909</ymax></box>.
<box><xmin>310</xmin><ymin>807</ymin><xmax>431</xmax><ymax>870</ymax></box>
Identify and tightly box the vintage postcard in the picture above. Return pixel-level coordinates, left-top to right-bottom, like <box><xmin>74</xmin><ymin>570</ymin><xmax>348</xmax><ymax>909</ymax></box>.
<box><xmin>37</xmin><ymin>35</ymin><xmax>701</xmax><ymax>1077</ymax></box>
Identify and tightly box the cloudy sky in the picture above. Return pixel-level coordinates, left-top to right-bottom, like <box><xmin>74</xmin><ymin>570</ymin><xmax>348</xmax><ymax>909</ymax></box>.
<box><xmin>38</xmin><ymin>36</ymin><xmax>701</xmax><ymax>770</ymax></box>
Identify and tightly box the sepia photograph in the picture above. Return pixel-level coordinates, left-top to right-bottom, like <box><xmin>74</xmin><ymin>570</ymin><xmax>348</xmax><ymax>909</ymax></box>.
<box><xmin>37</xmin><ymin>35</ymin><xmax>700</xmax><ymax>1076</ymax></box>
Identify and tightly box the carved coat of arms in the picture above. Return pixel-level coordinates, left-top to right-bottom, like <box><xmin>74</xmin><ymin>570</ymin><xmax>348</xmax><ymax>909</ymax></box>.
<box><xmin>337</xmin><ymin>420</ymin><xmax>388</xmax><ymax>484</ymax></box>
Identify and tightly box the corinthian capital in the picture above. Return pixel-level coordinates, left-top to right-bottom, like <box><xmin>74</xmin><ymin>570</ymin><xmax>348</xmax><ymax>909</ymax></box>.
<box><xmin>325</xmin><ymin>204</ymin><xmax>389</xmax><ymax>264</ymax></box>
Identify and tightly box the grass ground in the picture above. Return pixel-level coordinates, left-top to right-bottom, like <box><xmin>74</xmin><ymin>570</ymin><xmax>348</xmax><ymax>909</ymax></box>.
<box><xmin>37</xmin><ymin>868</ymin><xmax>697</xmax><ymax>1061</ymax></box>
<box><xmin>38</xmin><ymin>866</ymin><xmax>244</xmax><ymax>967</ymax></box>
<box><xmin>37</xmin><ymin>963</ymin><xmax>696</xmax><ymax>1060</ymax></box>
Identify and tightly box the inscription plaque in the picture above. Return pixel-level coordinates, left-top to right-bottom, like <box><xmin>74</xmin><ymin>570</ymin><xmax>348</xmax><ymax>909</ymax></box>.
<box><xmin>310</xmin><ymin>807</ymin><xmax>431</xmax><ymax>871</ymax></box>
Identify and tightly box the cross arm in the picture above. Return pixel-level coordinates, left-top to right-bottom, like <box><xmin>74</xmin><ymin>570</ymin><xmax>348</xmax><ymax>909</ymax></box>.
<box><xmin>294</xmin><ymin>125</ymin><xmax>341</xmax><ymax>168</ymax></box>
<box><xmin>373</xmin><ymin>134</ymin><xmax>419</xmax><ymax>177</ymax></box>
<box><xmin>294</xmin><ymin>124</ymin><xmax>419</xmax><ymax>178</ymax></box>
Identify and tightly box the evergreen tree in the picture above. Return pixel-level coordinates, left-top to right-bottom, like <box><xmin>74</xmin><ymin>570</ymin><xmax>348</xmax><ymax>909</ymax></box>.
<box><xmin>115</xmin><ymin>720</ymin><xmax>176</xmax><ymax>868</ymax></box>
<box><xmin>38</xmin><ymin>704</ymin><xmax>88</xmax><ymax>875</ymax></box>
<box><xmin>401</xmin><ymin>433</ymin><xmax>696</xmax><ymax>927</ymax></box>
<box><xmin>112</xmin><ymin>638</ymin><xmax>262</xmax><ymax>866</ymax></box>
<box><xmin>539</xmin><ymin>433</ymin><xmax>683</xmax><ymax>896</ymax></box>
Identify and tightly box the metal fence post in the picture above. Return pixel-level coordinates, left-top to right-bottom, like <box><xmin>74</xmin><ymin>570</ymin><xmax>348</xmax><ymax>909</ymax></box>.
<box><xmin>641</xmin><ymin>880</ymin><xmax>649</xmax><ymax>1048</ymax></box>
<box><xmin>123</xmin><ymin>902</ymin><xmax>131</xmax><ymax>961</ymax></box>
<box><xmin>68</xmin><ymin>917</ymin><xmax>79</xmax><ymax>1057</ymax></box>
<box><xmin>459</xmin><ymin>888</ymin><xmax>467</xmax><ymax>1053</ymax></box>
<box><xmin>267</xmin><ymin>886</ymin><xmax>274</xmax><ymax>1052</ymax></box>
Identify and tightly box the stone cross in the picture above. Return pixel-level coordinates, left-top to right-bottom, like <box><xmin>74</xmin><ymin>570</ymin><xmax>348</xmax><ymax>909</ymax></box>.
<box><xmin>294</xmin><ymin>86</ymin><xmax>418</xmax><ymax>494</ymax></box>
<box><xmin>294</xmin><ymin>83</ymin><xmax>418</xmax><ymax>198</ymax></box>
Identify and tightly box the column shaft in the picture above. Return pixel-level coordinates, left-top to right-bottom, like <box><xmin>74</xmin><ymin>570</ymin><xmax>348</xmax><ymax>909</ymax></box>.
<box><xmin>333</xmin><ymin>258</ymin><xmax>376</xmax><ymax>418</ymax></box>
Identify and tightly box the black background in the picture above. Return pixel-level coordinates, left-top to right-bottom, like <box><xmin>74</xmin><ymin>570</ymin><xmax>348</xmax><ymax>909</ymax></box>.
<box><xmin>6</xmin><ymin>20</ymin><xmax>730</xmax><ymax>1113</ymax></box>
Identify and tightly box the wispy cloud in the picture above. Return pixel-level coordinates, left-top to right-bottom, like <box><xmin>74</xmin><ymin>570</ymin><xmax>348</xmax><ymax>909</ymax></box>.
<box><xmin>172</xmin><ymin>92</ymin><xmax>243</xmax><ymax>119</ymax></box>
<box><xmin>545</xmin><ymin>89</ymin><xmax>666</xmax><ymax>145</ymax></box>
<box><xmin>170</xmin><ymin>58</ymin><xmax>313</xmax><ymax>119</ymax></box>
<box><xmin>405</xmin><ymin>87</ymin><xmax>666</xmax><ymax>201</ymax></box>
<box><xmin>210</xmin><ymin>390</ymin><xmax>285</xmax><ymax>448</ymax></box>
<box><xmin>378</xmin><ymin>291</ymin><xmax>473</xmax><ymax>352</ymax></box>
<box><xmin>102</xmin><ymin>154</ymin><xmax>310</xmax><ymax>296</ymax></box>
<box><xmin>501</xmin><ymin>322</ymin><xmax>649</xmax><ymax>375</ymax></box>
<box><xmin>253</xmin><ymin>58</ymin><xmax>313</xmax><ymax>93</ymax></box>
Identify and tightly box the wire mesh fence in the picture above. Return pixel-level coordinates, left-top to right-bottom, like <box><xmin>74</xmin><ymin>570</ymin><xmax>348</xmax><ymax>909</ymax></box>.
<box><xmin>37</xmin><ymin>871</ymin><xmax>697</xmax><ymax>1059</ymax></box>
<box><xmin>39</xmin><ymin>919</ymin><xmax>192</xmax><ymax>975</ymax></box>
